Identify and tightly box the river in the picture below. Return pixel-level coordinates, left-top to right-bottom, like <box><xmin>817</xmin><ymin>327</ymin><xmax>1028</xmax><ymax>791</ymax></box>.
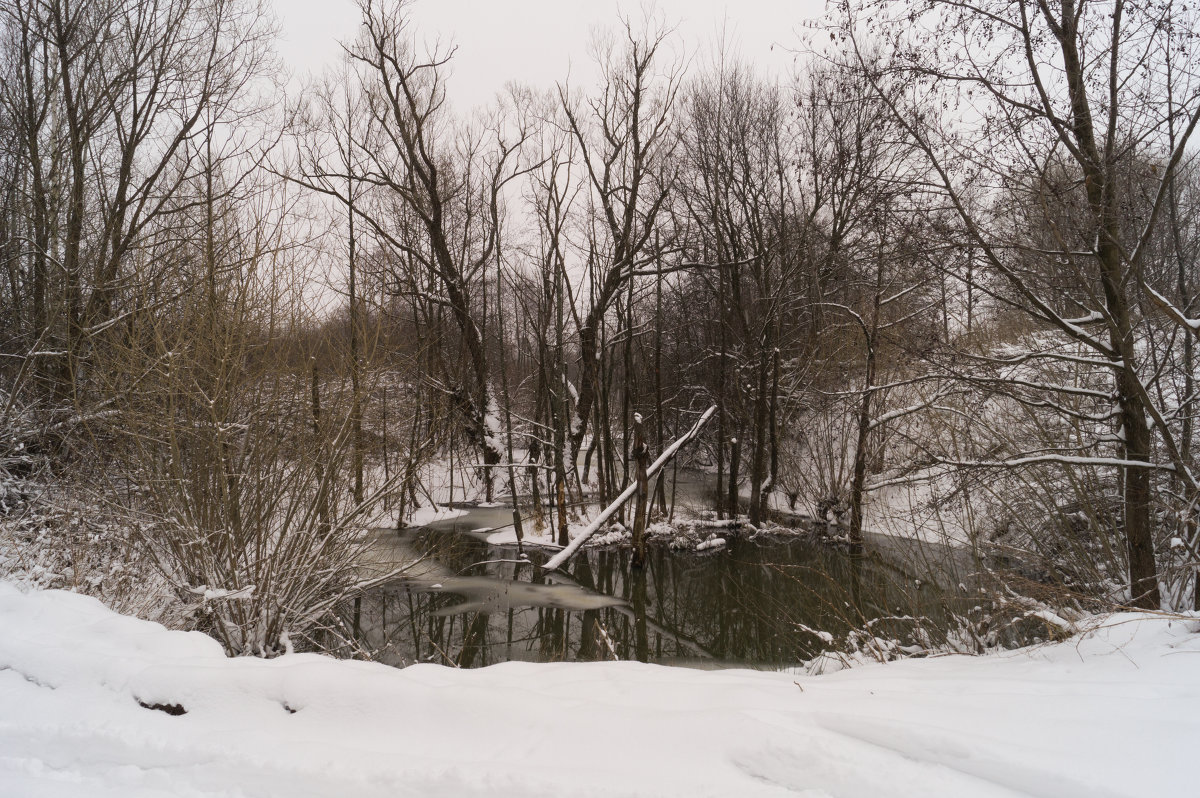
<box><xmin>347</xmin><ymin>487</ymin><xmax>980</xmax><ymax>669</ymax></box>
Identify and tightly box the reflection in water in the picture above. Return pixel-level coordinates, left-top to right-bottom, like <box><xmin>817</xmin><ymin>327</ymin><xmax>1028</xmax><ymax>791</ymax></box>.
<box><xmin>346</xmin><ymin>525</ymin><xmax>964</xmax><ymax>670</ymax></box>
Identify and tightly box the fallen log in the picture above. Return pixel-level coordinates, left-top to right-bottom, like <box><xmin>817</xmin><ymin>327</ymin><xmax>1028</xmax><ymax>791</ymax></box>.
<box><xmin>541</xmin><ymin>405</ymin><xmax>717</xmax><ymax>572</ymax></box>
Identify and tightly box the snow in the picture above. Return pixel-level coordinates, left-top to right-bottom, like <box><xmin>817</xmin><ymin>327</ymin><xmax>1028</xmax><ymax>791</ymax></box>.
<box><xmin>695</xmin><ymin>536</ymin><xmax>726</xmax><ymax>551</ymax></box>
<box><xmin>186</xmin><ymin>584</ymin><xmax>256</xmax><ymax>602</ymax></box>
<box><xmin>483</xmin><ymin>520</ymin><xmax>622</xmax><ymax>549</ymax></box>
<box><xmin>485</xmin><ymin>526</ymin><xmax>562</xmax><ymax>547</ymax></box>
<box><xmin>2</xmin><ymin>581</ymin><xmax>1199</xmax><ymax>797</ymax></box>
<box><xmin>360</xmin><ymin>501</ymin><xmax>469</xmax><ymax>530</ymax></box>
<box><xmin>406</xmin><ymin>504</ymin><xmax>469</xmax><ymax>526</ymax></box>
<box><xmin>482</xmin><ymin>388</ymin><xmax>503</xmax><ymax>457</ymax></box>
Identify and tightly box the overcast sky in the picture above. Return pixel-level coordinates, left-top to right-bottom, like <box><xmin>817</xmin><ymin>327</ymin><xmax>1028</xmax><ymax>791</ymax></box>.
<box><xmin>273</xmin><ymin>0</ymin><xmax>828</xmax><ymax>110</ymax></box>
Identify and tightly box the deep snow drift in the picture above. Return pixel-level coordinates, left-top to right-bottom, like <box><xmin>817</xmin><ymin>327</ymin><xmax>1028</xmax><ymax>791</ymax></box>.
<box><xmin>1</xmin><ymin>582</ymin><xmax>1198</xmax><ymax>797</ymax></box>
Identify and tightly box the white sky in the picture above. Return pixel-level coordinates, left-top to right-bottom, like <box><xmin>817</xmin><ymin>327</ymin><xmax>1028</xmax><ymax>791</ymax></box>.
<box><xmin>273</xmin><ymin>0</ymin><xmax>828</xmax><ymax>110</ymax></box>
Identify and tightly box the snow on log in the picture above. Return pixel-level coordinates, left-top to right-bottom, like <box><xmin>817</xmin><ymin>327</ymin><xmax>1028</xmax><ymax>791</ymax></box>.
<box><xmin>541</xmin><ymin>405</ymin><xmax>717</xmax><ymax>572</ymax></box>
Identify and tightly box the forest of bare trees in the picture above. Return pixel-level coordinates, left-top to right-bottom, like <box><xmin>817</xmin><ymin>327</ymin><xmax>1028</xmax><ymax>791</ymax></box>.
<box><xmin>2</xmin><ymin>0</ymin><xmax>1199</xmax><ymax>656</ymax></box>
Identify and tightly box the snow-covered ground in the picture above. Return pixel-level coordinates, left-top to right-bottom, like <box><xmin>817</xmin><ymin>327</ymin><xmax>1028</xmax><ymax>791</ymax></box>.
<box><xmin>2</xmin><ymin>581</ymin><xmax>1198</xmax><ymax>797</ymax></box>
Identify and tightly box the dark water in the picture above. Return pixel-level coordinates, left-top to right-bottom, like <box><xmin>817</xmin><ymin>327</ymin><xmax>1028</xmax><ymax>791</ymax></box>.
<box><xmin>351</xmin><ymin>511</ymin><xmax>971</xmax><ymax>669</ymax></box>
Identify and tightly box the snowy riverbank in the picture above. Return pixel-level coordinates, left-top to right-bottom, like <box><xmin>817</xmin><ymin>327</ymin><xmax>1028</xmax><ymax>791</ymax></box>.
<box><xmin>2</xmin><ymin>582</ymin><xmax>1198</xmax><ymax>797</ymax></box>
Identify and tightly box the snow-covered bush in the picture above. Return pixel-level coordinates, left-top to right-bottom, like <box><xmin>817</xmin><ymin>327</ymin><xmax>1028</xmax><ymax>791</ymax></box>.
<box><xmin>99</xmin><ymin>227</ymin><xmax>408</xmax><ymax>656</ymax></box>
<box><xmin>121</xmin><ymin>365</ymin><xmax>403</xmax><ymax>657</ymax></box>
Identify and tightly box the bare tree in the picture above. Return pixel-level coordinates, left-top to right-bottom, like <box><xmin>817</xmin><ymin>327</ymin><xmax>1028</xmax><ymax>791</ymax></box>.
<box><xmin>0</xmin><ymin>0</ymin><xmax>275</xmax><ymax>402</ymax></box>
<box><xmin>560</xmin><ymin>16</ymin><xmax>683</xmax><ymax>468</ymax></box>
<box><xmin>291</xmin><ymin>0</ymin><xmax>535</xmax><ymax>501</ymax></box>
<box><xmin>678</xmin><ymin>57</ymin><xmax>803</xmax><ymax>523</ymax></box>
<box><xmin>839</xmin><ymin>0</ymin><xmax>1200</xmax><ymax>607</ymax></box>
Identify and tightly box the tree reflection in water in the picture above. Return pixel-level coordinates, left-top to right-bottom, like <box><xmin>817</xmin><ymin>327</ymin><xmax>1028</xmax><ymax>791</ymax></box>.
<box><xmin>341</xmin><ymin>528</ymin><xmax>966</xmax><ymax>669</ymax></box>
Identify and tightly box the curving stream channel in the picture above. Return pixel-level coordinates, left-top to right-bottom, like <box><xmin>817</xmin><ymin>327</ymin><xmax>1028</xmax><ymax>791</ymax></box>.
<box><xmin>349</xmin><ymin>492</ymin><xmax>980</xmax><ymax>670</ymax></box>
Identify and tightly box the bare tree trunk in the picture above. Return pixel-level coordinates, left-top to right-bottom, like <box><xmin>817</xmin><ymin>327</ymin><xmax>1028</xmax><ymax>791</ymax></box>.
<box><xmin>727</xmin><ymin>435</ymin><xmax>740</xmax><ymax>518</ymax></box>
<box><xmin>716</xmin><ymin>267</ymin><xmax>727</xmax><ymax>519</ymax></box>
<box><xmin>768</xmin><ymin>345</ymin><xmax>780</xmax><ymax>506</ymax></box>
<box><xmin>496</xmin><ymin>250</ymin><xmax>523</xmax><ymax>548</ymax></box>
<box><xmin>554</xmin><ymin>258</ymin><xmax>569</xmax><ymax>546</ymax></box>
<box><xmin>312</xmin><ymin>360</ymin><xmax>330</xmax><ymax>536</ymax></box>
<box><xmin>1055</xmin><ymin>0</ymin><xmax>1161</xmax><ymax>607</ymax></box>
<box><xmin>749</xmin><ymin>347</ymin><xmax>770</xmax><ymax>526</ymax></box>
<box><xmin>849</xmin><ymin>260</ymin><xmax>885</xmax><ymax>547</ymax></box>
<box><xmin>622</xmin><ymin>278</ymin><xmax>634</xmax><ymax>490</ymax></box>
<box><xmin>348</xmin><ymin>173</ymin><xmax>364</xmax><ymax>506</ymax></box>
<box><xmin>654</xmin><ymin>249</ymin><xmax>668</xmax><ymax>515</ymax></box>
<box><xmin>382</xmin><ymin>384</ymin><xmax>390</xmax><ymax>513</ymax></box>
<box><xmin>848</xmin><ymin>348</ymin><xmax>875</xmax><ymax>547</ymax></box>
<box><xmin>556</xmin><ymin>474</ymin><xmax>569</xmax><ymax>548</ymax></box>
<box><xmin>631</xmin><ymin>414</ymin><xmax>649</xmax><ymax>568</ymax></box>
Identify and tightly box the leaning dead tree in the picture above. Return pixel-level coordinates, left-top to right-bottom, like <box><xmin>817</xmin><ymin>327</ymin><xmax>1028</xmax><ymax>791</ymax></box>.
<box><xmin>542</xmin><ymin>404</ymin><xmax>716</xmax><ymax>572</ymax></box>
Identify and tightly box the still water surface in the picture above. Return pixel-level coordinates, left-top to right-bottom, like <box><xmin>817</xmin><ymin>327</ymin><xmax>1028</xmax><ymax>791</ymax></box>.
<box><xmin>353</xmin><ymin>504</ymin><xmax>971</xmax><ymax>669</ymax></box>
